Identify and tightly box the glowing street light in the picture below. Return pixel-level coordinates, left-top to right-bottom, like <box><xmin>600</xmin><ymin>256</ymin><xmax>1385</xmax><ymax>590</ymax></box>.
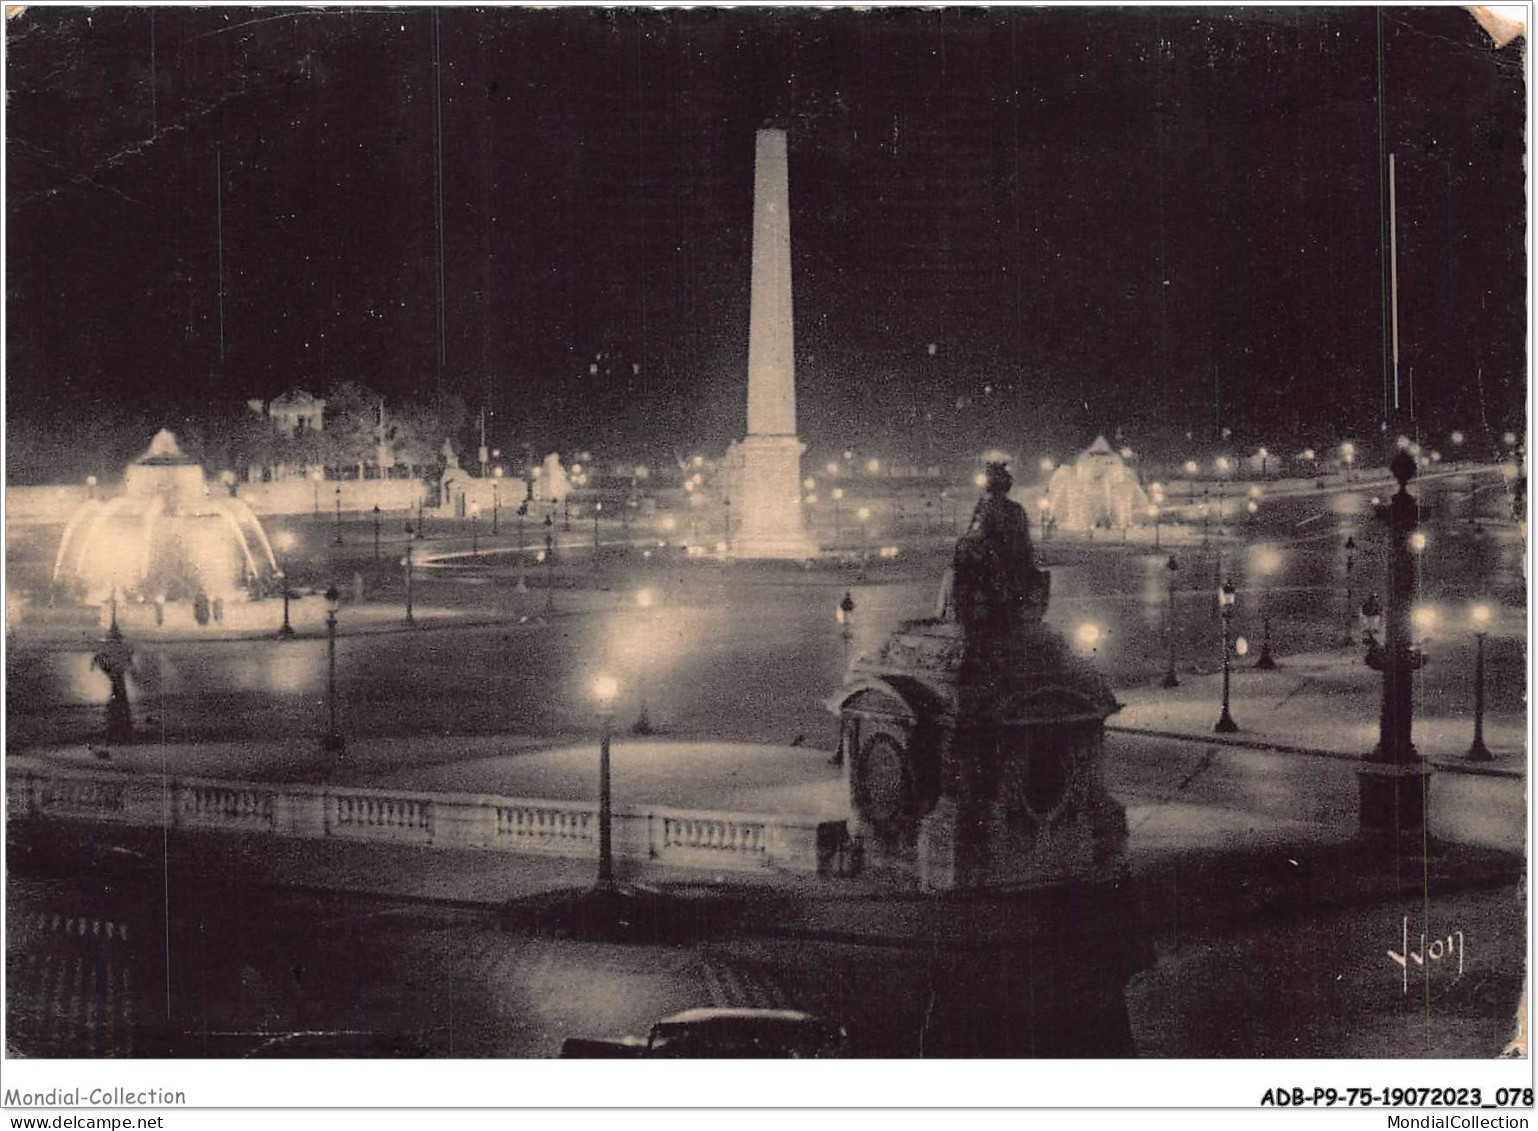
<box><xmin>1148</xmin><ymin>504</ymin><xmax>1162</xmax><ymax>549</ymax></box>
<box><xmin>1340</xmin><ymin>442</ymin><xmax>1356</xmax><ymax>482</ymax></box>
<box><xmin>633</xmin><ymin>590</ymin><xmax>656</xmax><ymax>735</ymax></box>
<box><xmin>86</xmin><ymin>474</ymin><xmax>98</xmax><ymax>501</ymax></box>
<box><xmin>826</xmin><ymin>461</ymin><xmax>840</xmax><ymax>476</ymax></box>
<box><xmin>1214</xmin><ymin>456</ymin><xmax>1232</xmax><ymax>477</ymax></box>
<box><xmin>492</xmin><ymin>466</ymin><xmax>503</xmax><ymax>534</ymax></box>
<box><xmin>592</xmin><ymin>675</ymin><xmax>620</xmax><ymax>889</ymax></box>
<box><xmin>321</xmin><ymin>585</ymin><xmax>345</xmax><ymax>757</ymax></box>
<box><xmin>275</xmin><ymin>531</ymin><xmax>297</xmax><ymax>638</ymax></box>
<box><xmin>1342</xmin><ymin>536</ymin><xmax>1357</xmax><ymax>646</ymax></box>
<box><xmin>1215</xmin><ymin>580</ymin><xmax>1239</xmax><ymax>733</ymax></box>
<box><xmin>1256</xmin><ymin>447</ymin><xmax>1269</xmax><ymax>476</ymax></box>
<box><xmin>1162</xmin><ymin>555</ymin><xmax>1181</xmax><ymax>688</ymax></box>
<box><xmin>1409</xmin><ymin>530</ymin><xmax>1427</xmax><ymax>554</ymax></box>
<box><xmin>1039</xmin><ymin>457</ymin><xmax>1055</xmax><ymax>474</ymax></box>
<box><xmin>867</xmin><ymin>458</ymin><xmax>881</xmax><ymax>475</ymax></box>
<box><xmin>1251</xmin><ymin>545</ymin><xmax>1282</xmax><ymax>670</ymax></box>
<box><xmin>1467</xmin><ymin>603</ymin><xmax>1494</xmax><ymax>761</ymax></box>
<box><xmin>973</xmin><ymin>471</ymin><xmax>988</xmax><ymax>489</ymax></box>
<box><xmin>1183</xmin><ymin>460</ymin><xmax>1199</xmax><ymax>476</ymax></box>
<box><xmin>372</xmin><ymin>504</ymin><xmax>382</xmax><ymax>560</ymax></box>
<box><xmin>402</xmin><ymin>524</ymin><xmax>416</xmax><ymax>626</ymax></box>
<box><xmin>1075</xmin><ymin>622</ymin><xmax>1103</xmax><ymax>651</ymax></box>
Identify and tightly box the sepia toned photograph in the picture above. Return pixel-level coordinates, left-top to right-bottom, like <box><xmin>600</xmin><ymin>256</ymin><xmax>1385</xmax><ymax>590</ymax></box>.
<box><xmin>2</xmin><ymin>0</ymin><xmax>1529</xmax><ymax>1088</ymax></box>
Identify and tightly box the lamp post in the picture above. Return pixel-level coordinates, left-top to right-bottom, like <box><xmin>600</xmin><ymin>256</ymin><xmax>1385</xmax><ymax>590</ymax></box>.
<box><xmin>593</xmin><ymin>675</ymin><xmax>619</xmax><ymax>890</ymax></box>
<box><xmin>832</xmin><ymin>591</ymin><xmax>856</xmax><ymax>767</ymax></box>
<box><xmin>856</xmin><ymin>506</ymin><xmax>871</xmax><ymax>560</ymax></box>
<box><xmin>312</xmin><ymin>468</ymin><xmax>322</xmax><ymax>518</ymax></box>
<box><xmin>723</xmin><ymin>497</ymin><xmax>732</xmax><ymax>556</ymax></box>
<box><xmin>1162</xmin><ymin>555</ymin><xmax>1180</xmax><ymax>688</ymax></box>
<box><xmin>1341</xmin><ymin>442</ymin><xmax>1356</xmax><ymax>483</ymax></box>
<box><xmin>91</xmin><ymin>589</ymin><xmax>134</xmax><ymax>743</ymax></box>
<box><xmin>543</xmin><ymin>515</ymin><xmax>556</xmax><ymax>615</ymax></box>
<box><xmin>563</xmin><ymin>496</ymin><xmax>571</xmax><ymax>532</ymax></box>
<box><xmin>1038</xmin><ymin>496</ymin><xmax>1052</xmax><ymax>542</ymax></box>
<box><xmin>275</xmin><ymin>532</ymin><xmax>296</xmax><ymax>638</ymax></box>
<box><xmin>492</xmin><ymin>467</ymin><xmax>502</xmax><ymax>534</ymax></box>
<box><xmin>372</xmin><ymin>505</ymin><xmax>381</xmax><ymax>561</ymax></box>
<box><xmin>1358</xmin><ymin>450</ymin><xmax>1431</xmax><ymax>837</ymax></box>
<box><xmin>1467</xmin><ymin>603</ymin><xmax>1493</xmax><ymax>761</ymax></box>
<box><xmin>832</xmin><ymin>488</ymin><xmax>844</xmax><ymax>542</ymax></box>
<box><xmin>515</xmin><ymin>502</ymin><xmax>529</xmax><ymax>591</ymax></box>
<box><xmin>321</xmin><ymin>585</ymin><xmax>345</xmax><ymax>757</ymax></box>
<box><xmin>593</xmin><ymin>501</ymin><xmax>602</xmax><ymax>570</ymax></box>
<box><xmin>1253</xmin><ymin>546</ymin><xmax>1280</xmax><ymax>671</ymax></box>
<box><xmin>1149</xmin><ymin>504</ymin><xmax>1162</xmax><ymax>549</ymax></box>
<box><xmin>633</xmin><ymin>589</ymin><xmax>655</xmax><ymax>735</ymax></box>
<box><xmin>470</xmin><ymin>503</ymin><xmax>480</xmax><ymax>557</ymax></box>
<box><xmin>402</xmin><ymin>525</ymin><xmax>416</xmax><ymax>626</ymax></box>
<box><xmin>333</xmin><ymin>487</ymin><xmax>343</xmax><ymax>545</ymax></box>
<box><xmin>1332</xmin><ymin>536</ymin><xmax>1354</xmax><ymax>648</ymax></box>
<box><xmin>1215</xmin><ymin>579</ymin><xmax>1238</xmax><ymax>733</ymax></box>
<box><xmin>86</xmin><ymin>474</ymin><xmax>98</xmax><ymax>501</ymax></box>
<box><xmin>1360</xmin><ymin>591</ymin><xmax>1383</xmax><ymax>651</ymax></box>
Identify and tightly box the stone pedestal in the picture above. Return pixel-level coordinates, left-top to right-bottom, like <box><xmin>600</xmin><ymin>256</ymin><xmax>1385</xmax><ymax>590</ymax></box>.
<box><xmin>831</xmin><ymin>615</ymin><xmax>1126</xmax><ymax>892</ymax></box>
<box><xmin>731</xmin><ymin>435</ymin><xmax>815</xmax><ymax>559</ymax></box>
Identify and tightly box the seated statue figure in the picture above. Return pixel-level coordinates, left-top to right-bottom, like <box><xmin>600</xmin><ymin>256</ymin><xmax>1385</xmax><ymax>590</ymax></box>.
<box><xmin>950</xmin><ymin>461</ymin><xmax>1049</xmax><ymax>637</ymax></box>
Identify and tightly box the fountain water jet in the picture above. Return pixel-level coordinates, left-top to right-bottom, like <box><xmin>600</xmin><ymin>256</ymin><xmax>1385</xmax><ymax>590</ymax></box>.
<box><xmin>52</xmin><ymin>430</ymin><xmax>281</xmax><ymax>604</ymax></box>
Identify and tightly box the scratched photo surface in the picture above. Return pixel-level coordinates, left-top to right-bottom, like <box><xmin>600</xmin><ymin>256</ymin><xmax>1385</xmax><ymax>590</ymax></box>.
<box><xmin>4</xmin><ymin>5</ymin><xmax>1527</xmax><ymax>1063</ymax></box>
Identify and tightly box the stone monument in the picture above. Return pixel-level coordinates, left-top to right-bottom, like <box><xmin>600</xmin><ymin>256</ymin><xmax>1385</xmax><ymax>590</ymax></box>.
<box><xmin>726</xmin><ymin>128</ymin><xmax>817</xmax><ymax>559</ymax></box>
<box><xmin>829</xmin><ymin>462</ymin><xmax>1126</xmax><ymax>890</ymax></box>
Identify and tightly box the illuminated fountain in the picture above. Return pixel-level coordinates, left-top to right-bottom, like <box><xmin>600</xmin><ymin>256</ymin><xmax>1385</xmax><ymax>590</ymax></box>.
<box><xmin>1045</xmin><ymin>436</ymin><xmax>1151</xmax><ymax>531</ymax></box>
<box><xmin>52</xmin><ymin>430</ymin><xmax>281</xmax><ymax>604</ymax></box>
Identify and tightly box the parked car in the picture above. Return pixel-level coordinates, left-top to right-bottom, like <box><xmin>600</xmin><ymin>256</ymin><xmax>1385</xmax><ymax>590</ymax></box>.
<box><xmin>560</xmin><ymin>1008</ymin><xmax>849</xmax><ymax>1059</ymax></box>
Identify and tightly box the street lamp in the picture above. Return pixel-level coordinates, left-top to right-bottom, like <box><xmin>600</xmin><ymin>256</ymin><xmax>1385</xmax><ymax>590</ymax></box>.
<box><xmin>831</xmin><ymin>487</ymin><xmax>844</xmax><ymax>541</ymax></box>
<box><xmin>320</xmin><ymin>585</ymin><xmax>345</xmax><ymax>756</ymax></box>
<box><xmin>86</xmin><ymin>474</ymin><xmax>98</xmax><ymax>501</ymax></box>
<box><xmin>275</xmin><ymin>531</ymin><xmax>297</xmax><ymax>638</ymax></box>
<box><xmin>492</xmin><ymin>467</ymin><xmax>503</xmax><ymax>534</ymax></box>
<box><xmin>633</xmin><ymin>589</ymin><xmax>656</xmax><ymax>735</ymax></box>
<box><xmin>1038</xmin><ymin>495</ymin><xmax>1053</xmax><ymax>542</ymax></box>
<box><xmin>312</xmin><ymin>467</ymin><xmax>323</xmax><ymax>517</ymax></box>
<box><xmin>1148</xmin><ymin>504</ymin><xmax>1161</xmax><ymax>549</ymax></box>
<box><xmin>1257</xmin><ymin>447</ymin><xmax>1269</xmax><ymax>477</ymax></box>
<box><xmin>1252</xmin><ymin>545</ymin><xmax>1281</xmax><ymax>670</ymax></box>
<box><xmin>372</xmin><ymin>505</ymin><xmax>381</xmax><ymax>561</ymax></box>
<box><xmin>543</xmin><ymin>514</ymin><xmax>556</xmax><ymax>615</ymax></box>
<box><xmin>333</xmin><ymin>487</ymin><xmax>343</xmax><ymax>545</ymax></box>
<box><xmin>1467</xmin><ymin>603</ymin><xmax>1493</xmax><ymax>761</ymax></box>
<box><xmin>1358</xmin><ymin>451</ymin><xmax>1431</xmax><ymax>837</ymax></box>
<box><xmin>470</xmin><ymin>502</ymin><xmax>480</xmax><ymax>557</ymax></box>
<box><xmin>836</xmin><ymin>590</ymin><xmax>856</xmax><ymax>666</ymax></box>
<box><xmin>592</xmin><ymin>675</ymin><xmax>620</xmax><ymax>890</ymax></box>
<box><xmin>1215</xmin><ymin>579</ymin><xmax>1238</xmax><ymax>733</ymax></box>
<box><xmin>1162</xmin><ymin>555</ymin><xmax>1180</xmax><ymax>688</ymax></box>
<box><xmin>1340</xmin><ymin>442</ymin><xmax>1356</xmax><ymax>482</ymax></box>
<box><xmin>515</xmin><ymin>501</ymin><xmax>529</xmax><ymax>591</ymax></box>
<box><xmin>400</xmin><ymin>524</ymin><xmax>417</xmax><ymax>625</ymax></box>
<box><xmin>1342</xmin><ymin>536</ymin><xmax>1357</xmax><ymax>645</ymax></box>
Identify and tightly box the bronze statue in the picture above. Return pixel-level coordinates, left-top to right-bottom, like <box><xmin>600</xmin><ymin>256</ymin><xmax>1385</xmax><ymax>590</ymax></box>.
<box><xmin>951</xmin><ymin>461</ymin><xmax>1048</xmax><ymax>636</ymax></box>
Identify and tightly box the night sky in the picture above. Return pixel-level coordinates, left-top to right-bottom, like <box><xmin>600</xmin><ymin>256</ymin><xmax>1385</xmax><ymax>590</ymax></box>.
<box><xmin>5</xmin><ymin>6</ymin><xmax>1527</xmax><ymax>476</ymax></box>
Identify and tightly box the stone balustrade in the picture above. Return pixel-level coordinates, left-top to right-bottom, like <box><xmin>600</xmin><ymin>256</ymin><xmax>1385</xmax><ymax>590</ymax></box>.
<box><xmin>6</xmin><ymin>763</ymin><xmax>834</xmax><ymax>875</ymax></box>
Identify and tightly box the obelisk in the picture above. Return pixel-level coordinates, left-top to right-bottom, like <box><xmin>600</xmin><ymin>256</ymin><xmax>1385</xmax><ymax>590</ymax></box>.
<box><xmin>732</xmin><ymin>128</ymin><xmax>816</xmax><ymax>559</ymax></box>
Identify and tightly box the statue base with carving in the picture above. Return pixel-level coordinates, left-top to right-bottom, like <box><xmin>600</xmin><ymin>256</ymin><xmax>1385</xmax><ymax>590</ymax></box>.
<box><xmin>828</xmin><ymin>462</ymin><xmax>1126</xmax><ymax>891</ymax></box>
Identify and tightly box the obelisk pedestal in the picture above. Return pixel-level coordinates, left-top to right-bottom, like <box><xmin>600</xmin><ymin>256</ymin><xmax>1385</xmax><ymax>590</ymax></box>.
<box><xmin>732</xmin><ymin>128</ymin><xmax>817</xmax><ymax>560</ymax></box>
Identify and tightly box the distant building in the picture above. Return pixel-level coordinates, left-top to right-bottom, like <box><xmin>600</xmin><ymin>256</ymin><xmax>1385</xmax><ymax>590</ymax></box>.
<box><xmin>262</xmin><ymin>391</ymin><xmax>326</xmax><ymax>439</ymax></box>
